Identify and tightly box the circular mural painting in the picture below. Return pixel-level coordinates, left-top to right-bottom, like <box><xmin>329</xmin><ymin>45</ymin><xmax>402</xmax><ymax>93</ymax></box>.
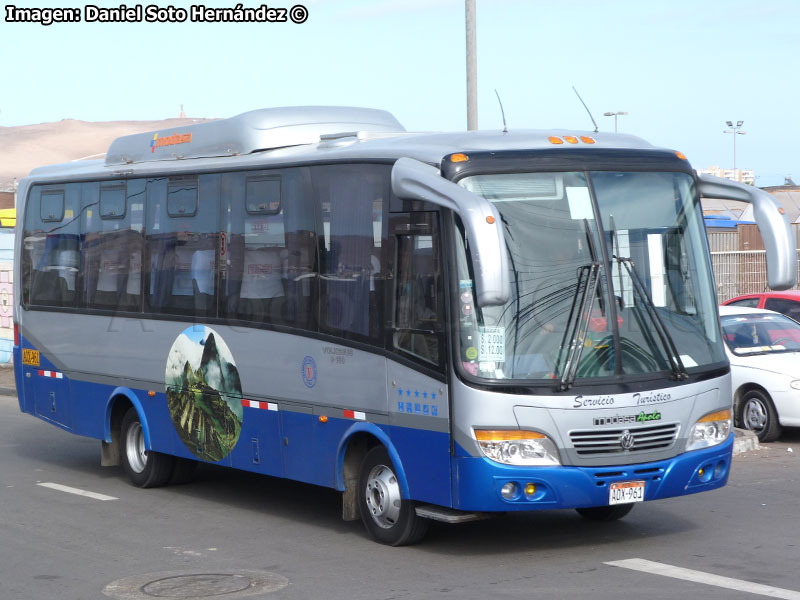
<box><xmin>165</xmin><ymin>325</ymin><xmax>243</xmax><ymax>462</ymax></box>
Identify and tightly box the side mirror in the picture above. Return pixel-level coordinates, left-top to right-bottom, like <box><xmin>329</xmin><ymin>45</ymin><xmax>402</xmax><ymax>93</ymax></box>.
<box><xmin>697</xmin><ymin>173</ymin><xmax>797</xmax><ymax>290</ymax></box>
<box><xmin>391</xmin><ymin>158</ymin><xmax>511</xmax><ymax>306</ymax></box>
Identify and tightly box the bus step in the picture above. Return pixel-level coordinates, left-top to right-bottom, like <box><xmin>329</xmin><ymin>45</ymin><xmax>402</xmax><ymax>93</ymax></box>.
<box><xmin>415</xmin><ymin>505</ymin><xmax>491</xmax><ymax>524</ymax></box>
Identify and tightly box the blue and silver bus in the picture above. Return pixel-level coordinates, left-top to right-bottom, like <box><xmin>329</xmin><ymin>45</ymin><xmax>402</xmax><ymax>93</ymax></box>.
<box><xmin>14</xmin><ymin>107</ymin><xmax>796</xmax><ymax>545</ymax></box>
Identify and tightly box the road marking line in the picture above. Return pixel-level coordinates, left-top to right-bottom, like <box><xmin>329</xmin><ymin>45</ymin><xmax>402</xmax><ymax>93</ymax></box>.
<box><xmin>37</xmin><ymin>482</ymin><xmax>118</xmax><ymax>501</ymax></box>
<box><xmin>606</xmin><ymin>558</ymin><xmax>800</xmax><ymax>600</ymax></box>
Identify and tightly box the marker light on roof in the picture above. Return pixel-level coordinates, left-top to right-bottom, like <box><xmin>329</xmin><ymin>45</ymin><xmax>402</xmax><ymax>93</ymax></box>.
<box><xmin>675</xmin><ymin>151</ymin><xmax>687</xmax><ymax>160</ymax></box>
<box><xmin>450</xmin><ymin>153</ymin><xmax>469</xmax><ymax>163</ymax></box>
<box><xmin>580</xmin><ymin>136</ymin><xmax>596</xmax><ymax>144</ymax></box>
<box><xmin>563</xmin><ymin>136</ymin><xmax>579</xmax><ymax>144</ymax></box>
<box><xmin>548</xmin><ymin>136</ymin><xmax>564</xmax><ymax>145</ymax></box>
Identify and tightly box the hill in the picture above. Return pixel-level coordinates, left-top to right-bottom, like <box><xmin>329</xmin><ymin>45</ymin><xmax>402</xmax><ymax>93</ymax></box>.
<box><xmin>0</xmin><ymin>117</ymin><xmax>211</xmax><ymax>191</ymax></box>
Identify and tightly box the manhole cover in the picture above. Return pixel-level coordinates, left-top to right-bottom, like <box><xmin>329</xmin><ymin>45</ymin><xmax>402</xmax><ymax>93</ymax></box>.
<box><xmin>103</xmin><ymin>570</ymin><xmax>288</xmax><ymax>600</ymax></box>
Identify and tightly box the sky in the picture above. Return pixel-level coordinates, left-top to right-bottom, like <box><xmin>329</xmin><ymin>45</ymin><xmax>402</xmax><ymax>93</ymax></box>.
<box><xmin>1</xmin><ymin>0</ymin><xmax>798</xmax><ymax>186</ymax></box>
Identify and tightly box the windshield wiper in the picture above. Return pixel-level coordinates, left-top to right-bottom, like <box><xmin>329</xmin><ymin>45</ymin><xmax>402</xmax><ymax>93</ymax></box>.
<box><xmin>608</xmin><ymin>216</ymin><xmax>687</xmax><ymax>381</ymax></box>
<box><xmin>616</xmin><ymin>256</ymin><xmax>688</xmax><ymax>381</ymax></box>
<box><xmin>555</xmin><ymin>261</ymin><xmax>602</xmax><ymax>391</ymax></box>
<box><xmin>554</xmin><ymin>219</ymin><xmax>605</xmax><ymax>391</ymax></box>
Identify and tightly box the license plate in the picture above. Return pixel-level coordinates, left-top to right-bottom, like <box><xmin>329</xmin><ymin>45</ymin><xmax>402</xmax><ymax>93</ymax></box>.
<box><xmin>609</xmin><ymin>480</ymin><xmax>645</xmax><ymax>505</ymax></box>
<box><xmin>22</xmin><ymin>349</ymin><xmax>40</xmax><ymax>367</ymax></box>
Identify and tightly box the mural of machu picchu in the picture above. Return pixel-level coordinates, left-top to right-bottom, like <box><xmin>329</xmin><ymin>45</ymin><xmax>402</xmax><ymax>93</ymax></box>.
<box><xmin>165</xmin><ymin>326</ymin><xmax>243</xmax><ymax>462</ymax></box>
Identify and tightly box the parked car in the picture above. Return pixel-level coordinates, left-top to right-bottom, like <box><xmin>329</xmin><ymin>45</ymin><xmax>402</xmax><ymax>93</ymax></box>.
<box><xmin>722</xmin><ymin>290</ymin><xmax>800</xmax><ymax>322</ymax></box>
<box><xmin>719</xmin><ymin>305</ymin><xmax>800</xmax><ymax>441</ymax></box>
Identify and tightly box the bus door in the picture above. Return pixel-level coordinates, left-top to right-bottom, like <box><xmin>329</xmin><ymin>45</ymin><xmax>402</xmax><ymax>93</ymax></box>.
<box><xmin>387</xmin><ymin>211</ymin><xmax>452</xmax><ymax>507</ymax></box>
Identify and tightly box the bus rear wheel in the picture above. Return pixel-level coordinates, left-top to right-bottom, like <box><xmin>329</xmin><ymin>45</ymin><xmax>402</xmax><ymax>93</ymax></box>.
<box><xmin>357</xmin><ymin>446</ymin><xmax>429</xmax><ymax>546</ymax></box>
<box><xmin>120</xmin><ymin>407</ymin><xmax>174</xmax><ymax>488</ymax></box>
<box><xmin>575</xmin><ymin>503</ymin><xmax>634</xmax><ymax>522</ymax></box>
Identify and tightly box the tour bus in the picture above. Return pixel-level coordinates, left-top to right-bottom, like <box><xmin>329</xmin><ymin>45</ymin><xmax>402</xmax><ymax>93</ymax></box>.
<box><xmin>14</xmin><ymin>107</ymin><xmax>796</xmax><ymax>545</ymax></box>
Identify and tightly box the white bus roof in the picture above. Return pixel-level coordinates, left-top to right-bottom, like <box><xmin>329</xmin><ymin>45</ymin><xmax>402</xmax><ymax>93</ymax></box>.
<box><xmin>25</xmin><ymin>106</ymin><xmax>665</xmax><ymax>182</ymax></box>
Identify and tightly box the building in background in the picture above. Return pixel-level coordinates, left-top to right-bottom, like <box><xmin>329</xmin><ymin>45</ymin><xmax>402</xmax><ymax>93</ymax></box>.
<box><xmin>697</xmin><ymin>165</ymin><xmax>755</xmax><ymax>185</ymax></box>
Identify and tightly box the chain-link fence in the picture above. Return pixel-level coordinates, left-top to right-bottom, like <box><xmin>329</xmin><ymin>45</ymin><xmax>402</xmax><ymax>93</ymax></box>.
<box><xmin>711</xmin><ymin>249</ymin><xmax>800</xmax><ymax>303</ymax></box>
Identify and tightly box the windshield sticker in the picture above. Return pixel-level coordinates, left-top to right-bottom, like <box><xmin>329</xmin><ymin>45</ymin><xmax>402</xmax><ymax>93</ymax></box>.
<box><xmin>478</xmin><ymin>326</ymin><xmax>505</xmax><ymax>362</ymax></box>
<box><xmin>165</xmin><ymin>325</ymin><xmax>243</xmax><ymax>463</ymax></box>
<box><xmin>566</xmin><ymin>186</ymin><xmax>594</xmax><ymax>220</ymax></box>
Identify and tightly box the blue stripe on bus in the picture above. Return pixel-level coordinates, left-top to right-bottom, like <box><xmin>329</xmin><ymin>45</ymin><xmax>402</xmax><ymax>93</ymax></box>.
<box><xmin>15</xmin><ymin>336</ymin><xmax>452</xmax><ymax>506</ymax></box>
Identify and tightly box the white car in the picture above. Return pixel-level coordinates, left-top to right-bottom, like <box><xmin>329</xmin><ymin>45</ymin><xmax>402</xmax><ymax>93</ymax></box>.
<box><xmin>719</xmin><ymin>305</ymin><xmax>800</xmax><ymax>442</ymax></box>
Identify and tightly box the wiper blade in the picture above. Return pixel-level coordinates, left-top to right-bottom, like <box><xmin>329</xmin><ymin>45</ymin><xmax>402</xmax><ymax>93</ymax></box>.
<box><xmin>616</xmin><ymin>256</ymin><xmax>688</xmax><ymax>380</ymax></box>
<box><xmin>555</xmin><ymin>261</ymin><xmax>602</xmax><ymax>391</ymax></box>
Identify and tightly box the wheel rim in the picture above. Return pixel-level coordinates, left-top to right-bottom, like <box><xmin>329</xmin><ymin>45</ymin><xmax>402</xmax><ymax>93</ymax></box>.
<box><xmin>743</xmin><ymin>397</ymin><xmax>768</xmax><ymax>433</ymax></box>
<box><xmin>125</xmin><ymin>421</ymin><xmax>148</xmax><ymax>473</ymax></box>
<box><xmin>364</xmin><ymin>463</ymin><xmax>402</xmax><ymax>529</ymax></box>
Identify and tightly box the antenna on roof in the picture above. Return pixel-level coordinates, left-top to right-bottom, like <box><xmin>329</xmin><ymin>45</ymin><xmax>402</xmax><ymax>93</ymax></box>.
<box><xmin>572</xmin><ymin>86</ymin><xmax>598</xmax><ymax>133</ymax></box>
<box><xmin>494</xmin><ymin>89</ymin><xmax>508</xmax><ymax>133</ymax></box>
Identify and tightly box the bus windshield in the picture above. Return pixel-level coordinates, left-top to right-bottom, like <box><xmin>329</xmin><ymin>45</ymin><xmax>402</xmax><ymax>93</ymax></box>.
<box><xmin>456</xmin><ymin>170</ymin><xmax>725</xmax><ymax>382</ymax></box>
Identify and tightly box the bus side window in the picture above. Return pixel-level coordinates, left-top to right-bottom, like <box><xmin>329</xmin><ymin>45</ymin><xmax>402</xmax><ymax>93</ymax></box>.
<box><xmin>393</xmin><ymin>221</ymin><xmax>444</xmax><ymax>366</ymax></box>
<box><xmin>316</xmin><ymin>164</ymin><xmax>388</xmax><ymax>343</ymax></box>
<box><xmin>23</xmin><ymin>184</ymin><xmax>81</xmax><ymax>308</ymax></box>
<box><xmin>146</xmin><ymin>175</ymin><xmax>219</xmax><ymax>318</ymax></box>
<box><xmin>220</xmin><ymin>167</ymin><xmax>316</xmax><ymax>330</ymax></box>
<box><xmin>81</xmin><ymin>180</ymin><xmax>144</xmax><ymax>311</ymax></box>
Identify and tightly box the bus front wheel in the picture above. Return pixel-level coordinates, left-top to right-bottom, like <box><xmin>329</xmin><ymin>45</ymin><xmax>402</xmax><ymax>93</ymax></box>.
<box><xmin>120</xmin><ymin>407</ymin><xmax>174</xmax><ymax>488</ymax></box>
<box><xmin>357</xmin><ymin>446</ymin><xmax>429</xmax><ymax>546</ymax></box>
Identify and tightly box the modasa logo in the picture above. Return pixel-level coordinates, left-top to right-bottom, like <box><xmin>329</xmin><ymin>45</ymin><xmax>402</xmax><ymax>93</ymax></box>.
<box><xmin>151</xmin><ymin>131</ymin><xmax>193</xmax><ymax>153</ymax></box>
<box><xmin>593</xmin><ymin>410</ymin><xmax>662</xmax><ymax>426</ymax></box>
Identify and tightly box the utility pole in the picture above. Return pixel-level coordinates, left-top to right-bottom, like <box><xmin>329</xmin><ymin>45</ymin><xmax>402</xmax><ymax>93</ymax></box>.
<box><xmin>465</xmin><ymin>0</ymin><xmax>477</xmax><ymax>131</ymax></box>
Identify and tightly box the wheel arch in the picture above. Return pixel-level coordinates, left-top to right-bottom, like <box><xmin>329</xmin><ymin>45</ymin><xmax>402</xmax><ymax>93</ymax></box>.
<box><xmin>336</xmin><ymin>423</ymin><xmax>411</xmax><ymax>499</ymax></box>
<box><xmin>104</xmin><ymin>387</ymin><xmax>151</xmax><ymax>450</ymax></box>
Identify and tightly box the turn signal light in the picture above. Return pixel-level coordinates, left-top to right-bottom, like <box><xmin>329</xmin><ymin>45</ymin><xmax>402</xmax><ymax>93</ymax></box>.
<box><xmin>698</xmin><ymin>409</ymin><xmax>731</xmax><ymax>423</ymax></box>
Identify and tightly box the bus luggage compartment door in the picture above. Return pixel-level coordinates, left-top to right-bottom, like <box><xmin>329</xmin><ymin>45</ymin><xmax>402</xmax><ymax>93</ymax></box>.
<box><xmin>280</xmin><ymin>405</ymin><xmax>316</xmax><ymax>484</ymax></box>
<box><xmin>34</xmin><ymin>371</ymin><xmax>71</xmax><ymax>429</ymax></box>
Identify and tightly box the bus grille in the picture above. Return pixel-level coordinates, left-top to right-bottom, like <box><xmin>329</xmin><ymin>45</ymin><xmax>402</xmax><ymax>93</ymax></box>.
<box><xmin>569</xmin><ymin>423</ymin><xmax>680</xmax><ymax>456</ymax></box>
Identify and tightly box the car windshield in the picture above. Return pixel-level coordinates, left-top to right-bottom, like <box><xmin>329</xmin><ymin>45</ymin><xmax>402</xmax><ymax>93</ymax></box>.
<box><xmin>721</xmin><ymin>313</ymin><xmax>800</xmax><ymax>355</ymax></box>
<box><xmin>455</xmin><ymin>170</ymin><xmax>726</xmax><ymax>383</ymax></box>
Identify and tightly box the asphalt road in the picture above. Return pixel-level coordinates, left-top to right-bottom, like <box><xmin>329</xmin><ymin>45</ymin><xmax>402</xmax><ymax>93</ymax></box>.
<box><xmin>2</xmin><ymin>392</ymin><xmax>799</xmax><ymax>600</ymax></box>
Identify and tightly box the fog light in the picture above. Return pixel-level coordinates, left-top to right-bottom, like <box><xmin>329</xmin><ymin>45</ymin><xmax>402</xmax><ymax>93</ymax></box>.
<box><xmin>524</xmin><ymin>483</ymin><xmax>536</xmax><ymax>496</ymax></box>
<box><xmin>501</xmin><ymin>482</ymin><xmax>518</xmax><ymax>499</ymax></box>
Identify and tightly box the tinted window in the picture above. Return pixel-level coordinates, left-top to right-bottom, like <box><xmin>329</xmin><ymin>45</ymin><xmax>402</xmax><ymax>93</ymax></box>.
<box><xmin>82</xmin><ymin>180</ymin><xmax>144</xmax><ymax>311</ymax></box>
<box><xmin>392</xmin><ymin>213</ymin><xmax>444</xmax><ymax>366</ymax></box>
<box><xmin>167</xmin><ymin>178</ymin><xmax>198</xmax><ymax>217</ymax></box>
<box><xmin>220</xmin><ymin>168</ymin><xmax>316</xmax><ymax>329</ymax></box>
<box><xmin>146</xmin><ymin>175</ymin><xmax>219</xmax><ymax>317</ymax></box>
<box><xmin>41</xmin><ymin>190</ymin><xmax>65</xmax><ymax>222</ymax></box>
<box><xmin>99</xmin><ymin>185</ymin><xmax>126</xmax><ymax>219</ymax></box>
<box><xmin>727</xmin><ymin>297</ymin><xmax>760</xmax><ymax>308</ymax></box>
<box><xmin>316</xmin><ymin>164</ymin><xmax>389</xmax><ymax>342</ymax></box>
<box><xmin>764</xmin><ymin>297</ymin><xmax>800</xmax><ymax>322</ymax></box>
<box><xmin>23</xmin><ymin>184</ymin><xmax>81</xmax><ymax>308</ymax></box>
<box><xmin>246</xmin><ymin>176</ymin><xmax>281</xmax><ymax>214</ymax></box>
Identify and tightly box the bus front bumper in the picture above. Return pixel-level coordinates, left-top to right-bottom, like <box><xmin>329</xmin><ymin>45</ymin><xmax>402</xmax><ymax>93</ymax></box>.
<box><xmin>451</xmin><ymin>435</ymin><xmax>733</xmax><ymax>512</ymax></box>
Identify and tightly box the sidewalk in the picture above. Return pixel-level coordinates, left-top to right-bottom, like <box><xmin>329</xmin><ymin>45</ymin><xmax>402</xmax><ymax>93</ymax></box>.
<box><xmin>0</xmin><ymin>363</ymin><xmax>16</xmax><ymax>396</ymax></box>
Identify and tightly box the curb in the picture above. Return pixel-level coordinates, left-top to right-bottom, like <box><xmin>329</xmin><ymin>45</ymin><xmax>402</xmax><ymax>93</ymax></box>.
<box><xmin>733</xmin><ymin>427</ymin><xmax>760</xmax><ymax>455</ymax></box>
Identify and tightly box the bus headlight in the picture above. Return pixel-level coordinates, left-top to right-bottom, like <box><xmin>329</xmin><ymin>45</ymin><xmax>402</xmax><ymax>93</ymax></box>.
<box><xmin>686</xmin><ymin>409</ymin><xmax>732</xmax><ymax>451</ymax></box>
<box><xmin>474</xmin><ymin>430</ymin><xmax>561</xmax><ymax>466</ymax></box>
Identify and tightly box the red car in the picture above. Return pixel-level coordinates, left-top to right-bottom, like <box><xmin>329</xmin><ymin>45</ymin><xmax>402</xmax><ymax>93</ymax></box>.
<box><xmin>722</xmin><ymin>290</ymin><xmax>800</xmax><ymax>322</ymax></box>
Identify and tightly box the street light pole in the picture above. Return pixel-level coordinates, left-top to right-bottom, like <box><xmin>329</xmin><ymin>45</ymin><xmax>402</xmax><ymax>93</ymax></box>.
<box><xmin>603</xmin><ymin>111</ymin><xmax>628</xmax><ymax>133</ymax></box>
<box><xmin>465</xmin><ymin>0</ymin><xmax>478</xmax><ymax>131</ymax></box>
<box><xmin>723</xmin><ymin>120</ymin><xmax>746</xmax><ymax>174</ymax></box>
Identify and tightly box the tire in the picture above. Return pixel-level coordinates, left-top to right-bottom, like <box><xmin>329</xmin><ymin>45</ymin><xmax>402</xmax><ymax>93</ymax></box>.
<box><xmin>357</xmin><ymin>446</ymin><xmax>429</xmax><ymax>546</ymax></box>
<box><xmin>739</xmin><ymin>389</ymin><xmax>782</xmax><ymax>442</ymax></box>
<box><xmin>120</xmin><ymin>407</ymin><xmax>174</xmax><ymax>488</ymax></box>
<box><xmin>576</xmin><ymin>503</ymin><xmax>634</xmax><ymax>522</ymax></box>
<box><xmin>169</xmin><ymin>457</ymin><xmax>198</xmax><ymax>485</ymax></box>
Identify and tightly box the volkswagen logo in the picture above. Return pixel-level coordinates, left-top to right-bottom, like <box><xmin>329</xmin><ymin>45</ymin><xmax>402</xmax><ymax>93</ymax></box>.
<box><xmin>619</xmin><ymin>430</ymin><xmax>635</xmax><ymax>450</ymax></box>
